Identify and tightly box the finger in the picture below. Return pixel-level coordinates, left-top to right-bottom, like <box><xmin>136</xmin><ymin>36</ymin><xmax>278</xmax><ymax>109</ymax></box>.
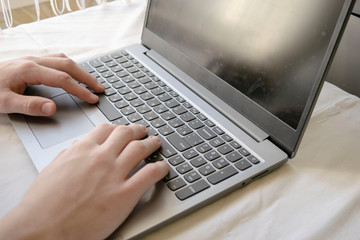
<box><xmin>82</xmin><ymin>123</ymin><xmax>117</xmax><ymax>145</ymax></box>
<box><xmin>116</xmin><ymin>135</ymin><xmax>162</xmax><ymax>175</ymax></box>
<box><xmin>125</xmin><ymin>161</ymin><xmax>169</xmax><ymax>199</ymax></box>
<box><xmin>22</xmin><ymin>63</ymin><xmax>100</xmax><ymax>104</ymax></box>
<box><xmin>102</xmin><ymin>124</ymin><xmax>148</xmax><ymax>157</ymax></box>
<box><xmin>33</xmin><ymin>56</ymin><xmax>104</xmax><ymax>93</ymax></box>
<box><xmin>0</xmin><ymin>91</ymin><xmax>56</xmax><ymax>116</ymax></box>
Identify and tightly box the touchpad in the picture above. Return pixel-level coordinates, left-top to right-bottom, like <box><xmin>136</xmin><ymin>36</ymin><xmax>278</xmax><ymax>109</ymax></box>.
<box><xmin>25</xmin><ymin>93</ymin><xmax>95</xmax><ymax>149</ymax></box>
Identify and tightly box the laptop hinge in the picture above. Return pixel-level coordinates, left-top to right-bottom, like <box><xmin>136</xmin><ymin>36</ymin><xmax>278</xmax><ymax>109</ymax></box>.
<box><xmin>145</xmin><ymin>49</ymin><xmax>269</xmax><ymax>143</ymax></box>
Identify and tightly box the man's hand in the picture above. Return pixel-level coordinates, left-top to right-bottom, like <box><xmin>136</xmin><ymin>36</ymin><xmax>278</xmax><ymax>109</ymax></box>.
<box><xmin>0</xmin><ymin>124</ymin><xmax>169</xmax><ymax>240</ymax></box>
<box><xmin>0</xmin><ymin>53</ymin><xmax>104</xmax><ymax>116</ymax></box>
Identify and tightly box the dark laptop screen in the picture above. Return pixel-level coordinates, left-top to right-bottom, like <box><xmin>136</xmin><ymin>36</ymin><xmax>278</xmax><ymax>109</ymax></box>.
<box><xmin>146</xmin><ymin>0</ymin><xmax>345</xmax><ymax>129</ymax></box>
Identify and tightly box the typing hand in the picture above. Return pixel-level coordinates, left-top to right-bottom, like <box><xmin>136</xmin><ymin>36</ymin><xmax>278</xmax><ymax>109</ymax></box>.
<box><xmin>0</xmin><ymin>53</ymin><xmax>104</xmax><ymax>116</ymax></box>
<box><xmin>0</xmin><ymin>124</ymin><xmax>169</xmax><ymax>239</ymax></box>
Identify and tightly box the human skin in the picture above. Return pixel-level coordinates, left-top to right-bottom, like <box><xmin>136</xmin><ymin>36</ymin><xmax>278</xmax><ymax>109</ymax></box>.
<box><xmin>0</xmin><ymin>54</ymin><xmax>169</xmax><ymax>239</ymax></box>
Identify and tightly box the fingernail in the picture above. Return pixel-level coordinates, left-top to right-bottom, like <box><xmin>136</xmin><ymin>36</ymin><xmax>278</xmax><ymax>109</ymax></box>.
<box><xmin>41</xmin><ymin>102</ymin><xmax>53</xmax><ymax>115</ymax></box>
<box><xmin>150</xmin><ymin>135</ymin><xmax>161</xmax><ymax>143</ymax></box>
<box><xmin>91</xmin><ymin>94</ymin><xmax>99</xmax><ymax>102</ymax></box>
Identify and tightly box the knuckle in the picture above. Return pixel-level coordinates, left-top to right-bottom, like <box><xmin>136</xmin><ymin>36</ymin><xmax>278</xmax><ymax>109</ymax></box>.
<box><xmin>17</xmin><ymin>60</ymin><xmax>37</xmax><ymax>71</ymax></box>
<box><xmin>114</xmin><ymin>125</ymin><xmax>133</xmax><ymax>136</ymax></box>
<box><xmin>62</xmin><ymin>57</ymin><xmax>75</xmax><ymax>68</ymax></box>
<box><xmin>57</xmin><ymin>72</ymin><xmax>74</xmax><ymax>84</ymax></box>
<box><xmin>58</xmin><ymin>53</ymin><xmax>67</xmax><ymax>58</ymax></box>
<box><xmin>129</xmin><ymin>140</ymin><xmax>147</xmax><ymax>152</ymax></box>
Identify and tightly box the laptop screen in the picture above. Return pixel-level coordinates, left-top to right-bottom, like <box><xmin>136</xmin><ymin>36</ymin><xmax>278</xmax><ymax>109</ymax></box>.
<box><xmin>143</xmin><ymin>0</ymin><xmax>352</xmax><ymax>155</ymax></box>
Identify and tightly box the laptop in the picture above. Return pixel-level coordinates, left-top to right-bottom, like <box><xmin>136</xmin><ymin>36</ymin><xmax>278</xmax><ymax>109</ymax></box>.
<box><xmin>9</xmin><ymin>0</ymin><xmax>355</xmax><ymax>239</ymax></box>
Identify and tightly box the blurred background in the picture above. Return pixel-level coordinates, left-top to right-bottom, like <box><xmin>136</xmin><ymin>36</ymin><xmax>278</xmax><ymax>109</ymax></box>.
<box><xmin>0</xmin><ymin>0</ymin><xmax>116</xmax><ymax>29</ymax></box>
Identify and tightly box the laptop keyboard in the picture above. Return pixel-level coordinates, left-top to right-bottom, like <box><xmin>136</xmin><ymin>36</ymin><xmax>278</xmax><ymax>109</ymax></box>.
<box><xmin>80</xmin><ymin>50</ymin><xmax>261</xmax><ymax>201</ymax></box>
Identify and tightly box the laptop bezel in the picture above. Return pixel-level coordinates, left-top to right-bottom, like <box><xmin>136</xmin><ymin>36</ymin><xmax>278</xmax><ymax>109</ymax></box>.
<box><xmin>140</xmin><ymin>0</ymin><xmax>355</xmax><ymax>157</ymax></box>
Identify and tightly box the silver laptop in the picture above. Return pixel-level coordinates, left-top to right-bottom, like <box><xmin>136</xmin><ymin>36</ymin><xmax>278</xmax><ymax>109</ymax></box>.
<box><xmin>9</xmin><ymin>0</ymin><xmax>354</xmax><ymax>239</ymax></box>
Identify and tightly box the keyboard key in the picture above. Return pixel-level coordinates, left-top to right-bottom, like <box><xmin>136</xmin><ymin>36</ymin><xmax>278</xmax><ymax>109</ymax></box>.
<box><xmin>226</xmin><ymin>151</ymin><xmax>243</xmax><ymax>163</ymax></box>
<box><xmin>165</xmin><ymin>99</ymin><xmax>180</xmax><ymax>108</ymax></box>
<box><xmin>234</xmin><ymin>159</ymin><xmax>252</xmax><ymax>171</ymax></box>
<box><xmin>161</xmin><ymin>111</ymin><xmax>176</xmax><ymax>121</ymax></box>
<box><xmin>96</xmin><ymin>95</ymin><xmax>122</xmax><ymax>121</ymax></box>
<box><xmin>196</xmin><ymin>143</ymin><xmax>212</xmax><ymax>153</ymax></box>
<box><xmin>184</xmin><ymin>171</ymin><xmax>201</xmax><ymax>183</ymax></box>
<box><xmin>158</xmin><ymin>137</ymin><xmax>177</xmax><ymax>158</ymax></box>
<box><xmin>158</xmin><ymin>125</ymin><xmax>174</xmax><ymax>136</ymax></box>
<box><xmin>167</xmin><ymin>133</ymin><xmax>191</xmax><ymax>152</ymax></box>
<box><xmin>130</xmin><ymin>98</ymin><xmax>144</xmax><ymax>107</ymax></box>
<box><xmin>204</xmin><ymin>150</ymin><xmax>220</xmax><ymax>161</ymax></box>
<box><xmin>212</xmin><ymin>158</ymin><xmax>230</xmax><ymax>169</ymax></box>
<box><xmin>112</xmin><ymin>117</ymin><xmax>129</xmax><ymax>126</ymax></box>
<box><xmin>198</xmin><ymin>127</ymin><xmax>217</xmax><ymax>140</ymax></box>
<box><xmin>184</xmin><ymin>132</ymin><xmax>204</xmax><ymax>146</ymax></box>
<box><xmin>120</xmin><ymin>106</ymin><xmax>135</xmax><ymax>116</ymax></box>
<box><xmin>209</xmin><ymin>137</ymin><xmax>225</xmax><ymax>147</ymax></box>
<box><xmin>173</xmin><ymin>106</ymin><xmax>187</xmax><ymax>115</ymax></box>
<box><xmin>154</xmin><ymin>104</ymin><xmax>168</xmax><ymax>114</ymax></box>
<box><xmin>127</xmin><ymin>113</ymin><xmax>142</xmax><ymax>123</ymax></box>
<box><xmin>207</xmin><ymin>166</ymin><xmax>238</xmax><ymax>185</ymax></box>
<box><xmin>248</xmin><ymin>155</ymin><xmax>260</xmax><ymax>164</ymax></box>
<box><xmin>89</xmin><ymin>59</ymin><xmax>103</xmax><ymax>68</ymax></box>
<box><xmin>108</xmin><ymin>94</ymin><xmax>122</xmax><ymax>102</ymax></box>
<box><xmin>213</xmin><ymin>126</ymin><xmax>225</xmax><ymax>135</ymax></box>
<box><xmin>188</xmin><ymin>119</ymin><xmax>204</xmax><ymax>129</ymax></box>
<box><xmin>168</xmin><ymin>155</ymin><xmax>185</xmax><ymax>166</ymax></box>
<box><xmin>176</xmin><ymin>163</ymin><xmax>193</xmax><ymax>174</ymax></box>
<box><xmin>146</xmin><ymin>152</ymin><xmax>163</xmax><ymax>163</ymax></box>
<box><xmin>199</xmin><ymin>164</ymin><xmax>216</xmax><ymax>176</ymax></box>
<box><xmin>182</xmin><ymin>149</ymin><xmax>199</xmax><ymax>159</ymax></box>
<box><xmin>158</xmin><ymin>93</ymin><xmax>172</xmax><ymax>102</ymax></box>
<box><xmin>140</xmin><ymin>92</ymin><xmax>154</xmax><ymax>101</ymax></box>
<box><xmin>118</xmin><ymin>86</ymin><xmax>131</xmax><ymax>95</ymax></box>
<box><xmin>190</xmin><ymin>156</ymin><xmax>207</xmax><ymax>167</ymax></box>
<box><xmin>167</xmin><ymin>178</ymin><xmax>187</xmax><ymax>191</ymax></box>
<box><xmin>222</xmin><ymin>134</ymin><xmax>233</xmax><ymax>142</ymax></box>
<box><xmin>217</xmin><ymin>144</ymin><xmax>233</xmax><ymax>155</ymax></box>
<box><xmin>230</xmin><ymin>141</ymin><xmax>241</xmax><ymax>149</ymax></box>
<box><xmin>204</xmin><ymin>120</ymin><xmax>215</xmax><ymax>127</ymax></box>
<box><xmin>151</xmin><ymin>118</ymin><xmax>166</xmax><ymax>128</ymax></box>
<box><xmin>152</xmin><ymin>87</ymin><xmax>165</xmax><ymax>96</ymax></box>
<box><xmin>180</xmin><ymin>112</ymin><xmax>195</xmax><ymax>122</ymax></box>
<box><xmin>169</xmin><ymin>118</ymin><xmax>184</xmax><ymax>128</ymax></box>
<box><xmin>137</xmin><ymin>105</ymin><xmax>151</xmax><ymax>114</ymax></box>
<box><xmin>144</xmin><ymin>111</ymin><xmax>158</xmax><ymax>121</ymax></box>
<box><xmin>147</xmin><ymin>98</ymin><xmax>161</xmax><ymax>107</ymax></box>
<box><xmin>114</xmin><ymin>100</ymin><xmax>129</xmax><ymax>109</ymax></box>
<box><xmin>124</xmin><ymin>92</ymin><xmax>138</xmax><ymax>101</ymax></box>
<box><xmin>175</xmin><ymin>179</ymin><xmax>210</xmax><ymax>200</ymax></box>
<box><xmin>177</xmin><ymin>125</ymin><xmax>193</xmax><ymax>136</ymax></box>
<box><xmin>104</xmin><ymin>88</ymin><xmax>117</xmax><ymax>96</ymax></box>
<box><xmin>239</xmin><ymin>148</ymin><xmax>251</xmax><ymax>156</ymax></box>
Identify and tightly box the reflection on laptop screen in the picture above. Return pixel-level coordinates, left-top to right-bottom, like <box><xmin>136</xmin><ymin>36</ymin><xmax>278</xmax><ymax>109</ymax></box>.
<box><xmin>146</xmin><ymin>0</ymin><xmax>345</xmax><ymax>129</ymax></box>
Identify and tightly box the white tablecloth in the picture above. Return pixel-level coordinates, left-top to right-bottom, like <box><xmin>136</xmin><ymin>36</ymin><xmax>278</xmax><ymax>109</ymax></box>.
<box><xmin>1</xmin><ymin>1</ymin><xmax>360</xmax><ymax>239</ymax></box>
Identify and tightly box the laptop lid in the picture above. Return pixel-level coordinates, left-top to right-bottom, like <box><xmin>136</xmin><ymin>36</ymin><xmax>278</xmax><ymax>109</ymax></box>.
<box><xmin>140</xmin><ymin>0</ymin><xmax>354</xmax><ymax>158</ymax></box>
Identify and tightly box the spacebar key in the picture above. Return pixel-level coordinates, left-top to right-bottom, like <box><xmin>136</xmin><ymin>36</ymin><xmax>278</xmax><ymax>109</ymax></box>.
<box><xmin>175</xmin><ymin>179</ymin><xmax>210</xmax><ymax>200</ymax></box>
<box><xmin>96</xmin><ymin>95</ymin><xmax>122</xmax><ymax>121</ymax></box>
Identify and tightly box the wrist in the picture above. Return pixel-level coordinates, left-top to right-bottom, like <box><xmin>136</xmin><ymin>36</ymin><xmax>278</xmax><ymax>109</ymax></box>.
<box><xmin>0</xmin><ymin>203</ymin><xmax>53</xmax><ymax>240</ymax></box>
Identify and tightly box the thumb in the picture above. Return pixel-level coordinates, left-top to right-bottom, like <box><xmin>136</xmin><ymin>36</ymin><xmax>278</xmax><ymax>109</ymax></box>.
<box><xmin>4</xmin><ymin>92</ymin><xmax>56</xmax><ymax>116</ymax></box>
